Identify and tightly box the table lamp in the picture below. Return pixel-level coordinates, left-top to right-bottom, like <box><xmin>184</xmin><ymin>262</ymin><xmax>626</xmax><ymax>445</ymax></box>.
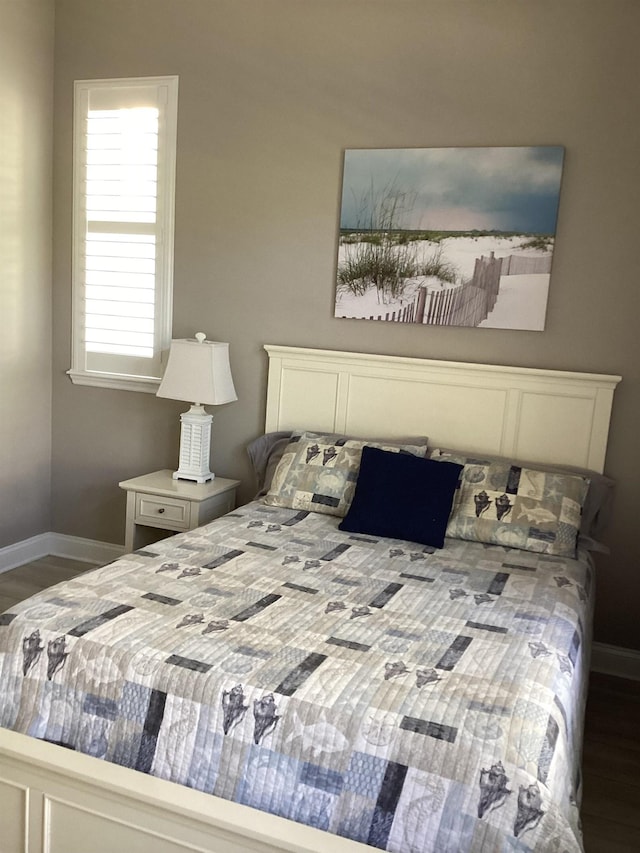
<box><xmin>156</xmin><ymin>333</ymin><xmax>237</xmax><ymax>482</ymax></box>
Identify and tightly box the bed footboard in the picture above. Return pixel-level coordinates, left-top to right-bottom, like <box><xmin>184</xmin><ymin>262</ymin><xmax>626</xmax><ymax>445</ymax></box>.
<box><xmin>0</xmin><ymin>729</ymin><xmax>370</xmax><ymax>853</ymax></box>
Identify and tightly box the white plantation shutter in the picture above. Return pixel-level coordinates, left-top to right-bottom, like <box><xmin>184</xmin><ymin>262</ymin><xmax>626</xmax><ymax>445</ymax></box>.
<box><xmin>69</xmin><ymin>77</ymin><xmax>178</xmax><ymax>391</ymax></box>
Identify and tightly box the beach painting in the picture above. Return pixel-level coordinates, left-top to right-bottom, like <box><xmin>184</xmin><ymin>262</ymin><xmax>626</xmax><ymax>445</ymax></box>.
<box><xmin>334</xmin><ymin>146</ymin><xmax>565</xmax><ymax>330</ymax></box>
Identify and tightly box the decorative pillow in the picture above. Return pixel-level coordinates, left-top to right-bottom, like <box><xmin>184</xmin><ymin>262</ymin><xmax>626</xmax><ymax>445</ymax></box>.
<box><xmin>247</xmin><ymin>430</ymin><xmax>429</xmax><ymax>498</ymax></box>
<box><xmin>429</xmin><ymin>449</ymin><xmax>590</xmax><ymax>556</ymax></box>
<box><xmin>263</xmin><ymin>433</ymin><xmax>427</xmax><ymax>517</ymax></box>
<box><xmin>429</xmin><ymin>447</ymin><xmax>614</xmax><ymax>545</ymax></box>
<box><xmin>338</xmin><ymin>446</ymin><xmax>462</xmax><ymax>548</ymax></box>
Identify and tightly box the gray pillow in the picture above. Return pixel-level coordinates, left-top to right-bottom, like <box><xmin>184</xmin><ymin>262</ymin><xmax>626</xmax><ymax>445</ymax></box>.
<box><xmin>246</xmin><ymin>431</ymin><xmax>293</xmax><ymax>497</ymax></box>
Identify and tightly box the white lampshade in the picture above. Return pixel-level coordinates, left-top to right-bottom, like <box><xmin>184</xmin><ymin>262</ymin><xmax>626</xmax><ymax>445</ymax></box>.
<box><xmin>156</xmin><ymin>333</ymin><xmax>237</xmax><ymax>483</ymax></box>
<box><xmin>157</xmin><ymin>334</ymin><xmax>237</xmax><ymax>405</ymax></box>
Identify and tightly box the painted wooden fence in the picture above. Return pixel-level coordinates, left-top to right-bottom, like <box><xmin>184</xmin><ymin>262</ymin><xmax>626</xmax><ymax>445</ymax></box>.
<box><xmin>355</xmin><ymin>301</ymin><xmax>416</xmax><ymax>323</ymax></box>
<box><xmin>350</xmin><ymin>251</ymin><xmax>552</xmax><ymax>326</ymax></box>
<box><xmin>500</xmin><ymin>253</ymin><xmax>552</xmax><ymax>275</ymax></box>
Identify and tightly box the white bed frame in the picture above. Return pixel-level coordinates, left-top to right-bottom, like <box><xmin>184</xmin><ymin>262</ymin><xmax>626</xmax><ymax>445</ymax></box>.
<box><xmin>0</xmin><ymin>346</ymin><xmax>620</xmax><ymax>853</ymax></box>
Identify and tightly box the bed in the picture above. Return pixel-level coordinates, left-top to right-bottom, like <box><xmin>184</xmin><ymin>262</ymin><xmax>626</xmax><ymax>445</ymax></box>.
<box><xmin>0</xmin><ymin>346</ymin><xmax>621</xmax><ymax>853</ymax></box>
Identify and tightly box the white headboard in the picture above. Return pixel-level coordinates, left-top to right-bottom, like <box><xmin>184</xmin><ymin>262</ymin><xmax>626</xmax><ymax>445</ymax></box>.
<box><xmin>264</xmin><ymin>345</ymin><xmax>621</xmax><ymax>473</ymax></box>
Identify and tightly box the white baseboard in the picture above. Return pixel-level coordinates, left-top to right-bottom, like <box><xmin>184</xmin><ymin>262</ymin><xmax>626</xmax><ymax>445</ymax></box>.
<box><xmin>0</xmin><ymin>532</ymin><xmax>124</xmax><ymax>574</ymax></box>
<box><xmin>591</xmin><ymin>641</ymin><xmax>640</xmax><ymax>681</ymax></box>
<box><xmin>46</xmin><ymin>533</ymin><xmax>124</xmax><ymax>566</ymax></box>
<box><xmin>0</xmin><ymin>534</ymin><xmax>52</xmax><ymax>573</ymax></box>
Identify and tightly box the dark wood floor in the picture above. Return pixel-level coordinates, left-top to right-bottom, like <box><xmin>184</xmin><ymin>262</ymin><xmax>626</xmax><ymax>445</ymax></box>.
<box><xmin>581</xmin><ymin>672</ymin><xmax>640</xmax><ymax>852</ymax></box>
<box><xmin>1</xmin><ymin>557</ymin><xmax>639</xmax><ymax>851</ymax></box>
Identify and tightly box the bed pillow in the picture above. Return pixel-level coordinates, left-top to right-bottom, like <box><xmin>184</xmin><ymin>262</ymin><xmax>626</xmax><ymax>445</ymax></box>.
<box><xmin>249</xmin><ymin>430</ymin><xmax>428</xmax><ymax>498</ymax></box>
<box><xmin>246</xmin><ymin>431</ymin><xmax>293</xmax><ymax>497</ymax></box>
<box><xmin>262</xmin><ymin>433</ymin><xmax>427</xmax><ymax>517</ymax></box>
<box><xmin>430</xmin><ymin>447</ymin><xmax>614</xmax><ymax>548</ymax></box>
<box><xmin>295</xmin><ymin>430</ymin><xmax>427</xmax><ymax>448</ymax></box>
<box><xmin>429</xmin><ymin>448</ymin><xmax>590</xmax><ymax>556</ymax></box>
<box><xmin>338</xmin><ymin>446</ymin><xmax>462</xmax><ymax>548</ymax></box>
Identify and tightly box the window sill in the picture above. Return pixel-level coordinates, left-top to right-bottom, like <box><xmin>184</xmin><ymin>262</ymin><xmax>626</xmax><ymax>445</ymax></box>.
<box><xmin>67</xmin><ymin>369</ymin><xmax>161</xmax><ymax>394</ymax></box>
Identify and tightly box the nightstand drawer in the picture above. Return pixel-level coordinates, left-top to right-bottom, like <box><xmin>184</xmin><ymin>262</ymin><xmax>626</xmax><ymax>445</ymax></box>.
<box><xmin>135</xmin><ymin>493</ymin><xmax>190</xmax><ymax>529</ymax></box>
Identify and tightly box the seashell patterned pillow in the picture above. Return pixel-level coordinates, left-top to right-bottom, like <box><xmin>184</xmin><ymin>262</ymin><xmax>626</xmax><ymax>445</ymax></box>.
<box><xmin>429</xmin><ymin>448</ymin><xmax>590</xmax><ymax>557</ymax></box>
<box><xmin>263</xmin><ymin>432</ymin><xmax>427</xmax><ymax>518</ymax></box>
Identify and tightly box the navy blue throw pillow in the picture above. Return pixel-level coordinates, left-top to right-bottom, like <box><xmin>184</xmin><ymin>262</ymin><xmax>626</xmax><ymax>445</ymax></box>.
<box><xmin>338</xmin><ymin>446</ymin><xmax>462</xmax><ymax>548</ymax></box>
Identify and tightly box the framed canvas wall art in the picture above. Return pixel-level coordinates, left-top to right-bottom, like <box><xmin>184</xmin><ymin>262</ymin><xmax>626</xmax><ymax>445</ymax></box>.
<box><xmin>334</xmin><ymin>146</ymin><xmax>565</xmax><ymax>331</ymax></box>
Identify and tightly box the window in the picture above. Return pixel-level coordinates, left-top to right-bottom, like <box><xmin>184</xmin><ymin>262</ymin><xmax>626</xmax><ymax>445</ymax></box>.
<box><xmin>69</xmin><ymin>76</ymin><xmax>178</xmax><ymax>392</ymax></box>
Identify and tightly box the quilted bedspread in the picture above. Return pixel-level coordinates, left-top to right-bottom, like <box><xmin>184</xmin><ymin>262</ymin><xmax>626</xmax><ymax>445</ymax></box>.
<box><xmin>0</xmin><ymin>501</ymin><xmax>591</xmax><ymax>852</ymax></box>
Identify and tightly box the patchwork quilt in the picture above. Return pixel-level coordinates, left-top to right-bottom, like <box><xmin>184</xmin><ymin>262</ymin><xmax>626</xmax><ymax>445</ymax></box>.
<box><xmin>0</xmin><ymin>501</ymin><xmax>591</xmax><ymax>852</ymax></box>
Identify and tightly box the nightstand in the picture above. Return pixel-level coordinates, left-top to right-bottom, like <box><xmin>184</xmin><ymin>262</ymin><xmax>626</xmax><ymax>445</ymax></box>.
<box><xmin>119</xmin><ymin>470</ymin><xmax>241</xmax><ymax>552</ymax></box>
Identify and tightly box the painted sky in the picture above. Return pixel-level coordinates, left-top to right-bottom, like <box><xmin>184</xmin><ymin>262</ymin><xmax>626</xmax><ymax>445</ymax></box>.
<box><xmin>339</xmin><ymin>146</ymin><xmax>565</xmax><ymax>234</ymax></box>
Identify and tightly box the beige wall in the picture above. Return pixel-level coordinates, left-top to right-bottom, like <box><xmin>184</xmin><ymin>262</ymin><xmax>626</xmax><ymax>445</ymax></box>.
<box><xmin>0</xmin><ymin>0</ymin><xmax>54</xmax><ymax>547</ymax></box>
<box><xmin>51</xmin><ymin>1</ymin><xmax>640</xmax><ymax>650</ymax></box>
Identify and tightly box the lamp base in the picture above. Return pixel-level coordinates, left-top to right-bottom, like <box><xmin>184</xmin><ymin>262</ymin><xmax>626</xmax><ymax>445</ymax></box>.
<box><xmin>173</xmin><ymin>471</ymin><xmax>215</xmax><ymax>484</ymax></box>
<box><xmin>172</xmin><ymin>405</ymin><xmax>216</xmax><ymax>483</ymax></box>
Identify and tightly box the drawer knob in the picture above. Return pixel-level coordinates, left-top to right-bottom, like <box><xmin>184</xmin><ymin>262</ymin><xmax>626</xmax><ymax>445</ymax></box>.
<box><xmin>157</xmin><ymin>507</ymin><xmax>165</xmax><ymax>514</ymax></box>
